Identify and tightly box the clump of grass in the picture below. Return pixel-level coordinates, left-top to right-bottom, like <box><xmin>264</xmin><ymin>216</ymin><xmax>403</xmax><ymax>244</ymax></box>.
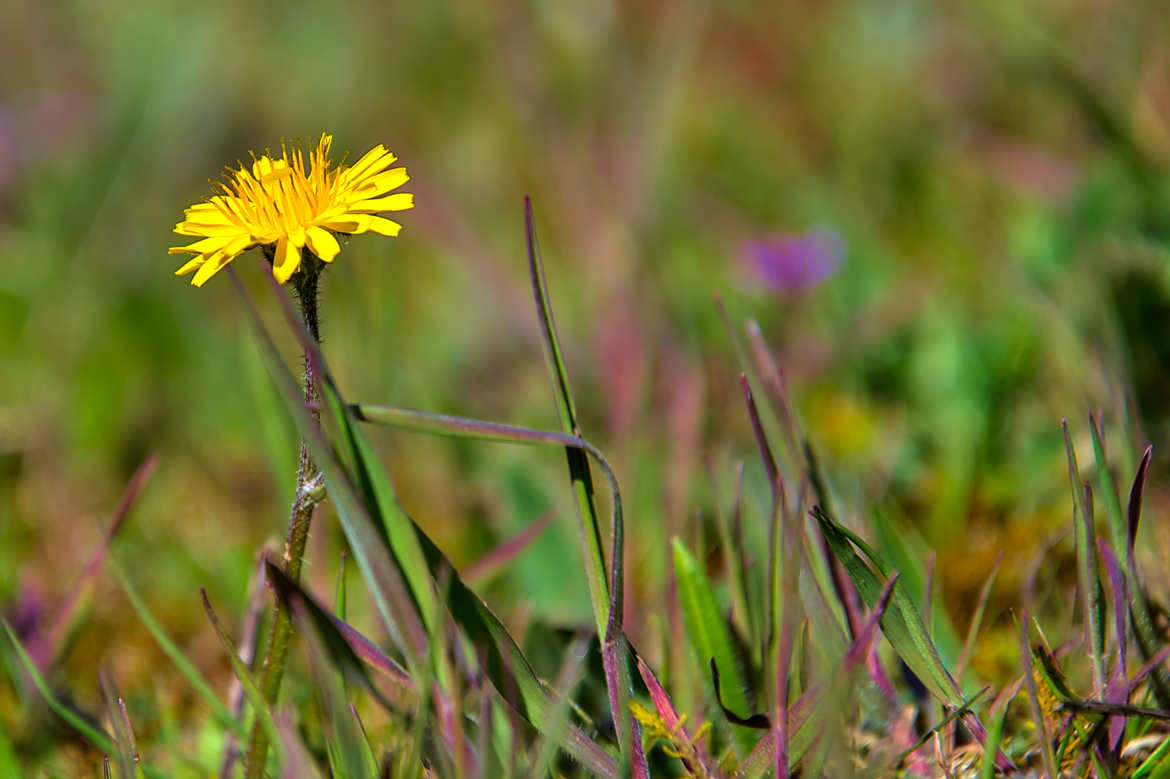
<box><xmin>4</xmin><ymin>197</ymin><xmax>1170</xmax><ymax>778</ymax></box>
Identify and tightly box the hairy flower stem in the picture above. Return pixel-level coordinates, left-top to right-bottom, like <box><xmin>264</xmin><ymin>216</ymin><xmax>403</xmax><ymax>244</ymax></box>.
<box><xmin>244</xmin><ymin>255</ymin><xmax>324</xmax><ymax>779</ymax></box>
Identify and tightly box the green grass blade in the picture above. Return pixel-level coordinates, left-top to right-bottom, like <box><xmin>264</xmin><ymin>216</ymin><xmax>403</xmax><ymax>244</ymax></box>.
<box><xmin>265</xmin><ymin>561</ymin><xmax>403</xmax><ymax>714</ymax></box>
<box><xmin>234</xmin><ymin>271</ymin><xmax>619</xmax><ymax>778</ymax></box>
<box><xmin>977</xmin><ymin>703</ymin><xmax>1008</xmax><ymax>779</ymax></box>
<box><xmin>2</xmin><ymin>618</ymin><xmax>115</xmax><ymax>754</ymax></box>
<box><xmin>200</xmin><ymin>590</ymin><xmax>283</xmax><ymax>767</ymax></box>
<box><xmin>1064</xmin><ymin>420</ymin><xmax>1106</xmax><ymax>691</ymax></box>
<box><xmin>810</xmin><ymin>506</ymin><xmax>962</xmax><ymax>706</ymax></box>
<box><xmin>1089</xmin><ymin>414</ymin><xmax>1128</xmax><ymax>563</ymax></box>
<box><xmin>524</xmin><ymin>200</ymin><xmax>636</xmax><ymax>767</ymax></box>
<box><xmin>107</xmin><ymin>558</ymin><xmax>240</xmax><ymax>735</ymax></box>
<box><xmin>1018</xmin><ymin>615</ymin><xmax>1058</xmax><ymax>779</ymax></box>
<box><xmin>525</xmin><ymin>198</ymin><xmax>611</xmax><ymax>638</ymax></box>
<box><xmin>293</xmin><ymin>597</ymin><xmax>379</xmax><ymax>779</ymax></box>
<box><xmin>97</xmin><ymin>666</ymin><xmax>137</xmax><ymax>778</ymax></box>
<box><xmin>231</xmin><ymin>270</ymin><xmax>429</xmax><ymax>671</ymax></box>
<box><xmin>673</xmin><ymin>538</ymin><xmax>758</xmax><ymax>755</ymax></box>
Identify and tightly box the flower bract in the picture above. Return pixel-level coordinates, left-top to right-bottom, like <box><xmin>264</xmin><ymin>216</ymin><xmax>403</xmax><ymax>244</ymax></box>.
<box><xmin>170</xmin><ymin>133</ymin><xmax>413</xmax><ymax>286</ymax></box>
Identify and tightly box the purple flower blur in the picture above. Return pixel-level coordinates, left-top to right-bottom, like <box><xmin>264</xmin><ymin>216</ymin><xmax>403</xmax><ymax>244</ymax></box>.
<box><xmin>743</xmin><ymin>226</ymin><xmax>844</xmax><ymax>293</ymax></box>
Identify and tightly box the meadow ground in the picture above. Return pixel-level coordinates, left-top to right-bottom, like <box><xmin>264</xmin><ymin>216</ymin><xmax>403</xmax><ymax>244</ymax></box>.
<box><xmin>4</xmin><ymin>1</ymin><xmax>1170</xmax><ymax>776</ymax></box>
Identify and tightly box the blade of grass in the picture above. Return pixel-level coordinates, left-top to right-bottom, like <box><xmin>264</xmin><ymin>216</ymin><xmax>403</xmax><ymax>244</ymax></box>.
<box><xmin>1019</xmin><ymin>613</ymin><xmax>1059</xmax><ymax>779</ymax></box>
<box><xmin>265</xmin><ymin>561</ymin><xmax>402</xmax><ymax>714</ymax></box>
<box><xmin>2</xmin><ymin>618</ymin><xmax>114</xmax><ymax>754</ymax></box>
<box><xmin>526</xmin><ymin>198</ymin><xmax>637</xmax><ymax>767</ymax></box>
<box><xmin>525</xmin><ymin>197</ymin><xmax>610</xmax><ymax>636</ymax></box>
<box><xmin>234</xmin><ymin>268</ymin><xmax>429</xmax><ymax>669</ymax></box>
<box><xmin>241</xmin><ymin>268</ymin><xmax>619</xmax><ymax>777</ymax></box>
<box><xmin>107</xmin><ymin>557</ymin><xmax>240</xmax><ymax>735</ymax></box>
<box><xmin>38</xmin><ymin>456</ymin><xmax>155</xmax><ymax>671</ymax></box>
<box><xmin>977</xmin><ymin>702</ymin><xmax>1008</xmax><ymax>779</ymax></box>
<box><xmin>200</xmin><ymin>590</ymin><xmax>283</xmax><ymax>766</ymax></box>
<box><xmin>811</xmin><ymin>506</ymin><xmax>960</xmax><ymax>704</ymax></box>
<box><xmin>955</xmin><ymin>553</ymin><xmax>1002</xmax><ymax>687</ymax></box>
<box><xmin>293</xmin><ymin>596</ymin><xmax>379</xmax><ymax>779</ymax></box>
<box><xmin>1089</xmin><ymin>414</ymin><xmax>1128</xmax><ymax>569</ymax></box>
<box><xmin>1064</xmin><ymin>420</ymin><xmax>1105</xmax><ymax>692</ymax></box>
<box><xmin>635</xmin><ymin>652</ymin><xmax>716</xmax><ymax>776</ymax></box>
<box><xmin>531</xmin><ymin>635</ymin><xmax>590</xmax><ymax>777</ymax></box>
<box><xmin>463</xmin><ymin>511</ymin><xmax>555</xmax><ymax>585</ymax></box>
<box><xmin>1124</xmin><ymin>446</ymin><xmax>1170</xmax><ymax>708</ymax></box>
<box><xmin>673</xmin><ymin>538</ymin><xmax>758</xmax><ymax>755</ymax></box>
<box><xmin>811</xmin><ymin>506</ymin><xmax>1010</xmax><ymax>768</ymax></box>
<box><xmin>97</xmin><ymin>665</ymin><xmax>137</xmax><ymax>779</ymax></box>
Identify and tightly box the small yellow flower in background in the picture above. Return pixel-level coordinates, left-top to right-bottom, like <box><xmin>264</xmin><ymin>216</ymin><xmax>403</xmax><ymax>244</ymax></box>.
<box><xmin>170</xmin><ymin>133</ymin><xmax>413</xmax><ymax>287</ymax></box>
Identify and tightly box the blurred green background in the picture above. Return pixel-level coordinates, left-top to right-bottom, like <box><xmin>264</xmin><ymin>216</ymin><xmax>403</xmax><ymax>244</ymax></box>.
<box><xmin>5</xmin><ymin>0</ymin><xmax>1170</xmax><ymax>768</ymax></box>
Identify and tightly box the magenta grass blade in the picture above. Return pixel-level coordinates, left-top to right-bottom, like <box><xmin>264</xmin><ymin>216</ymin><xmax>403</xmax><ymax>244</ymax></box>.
<box><xmin>37</xmin><ymin>455</ymin><xmax>156</xmax><ymax>670</ymax></box>
<box><xmin>635</xmin><ymin>653</ymin><xmax>716</xmax><ymax>776</ymax></box>
<box><xmin>844</xmin><ymin>573</ymin><xmax>899</xmax><ymax>673</ymax></box>
<box><xmin>463</xmin><ymin>511</ymin><xmax>555</xmax><ymax>584</ymax></box>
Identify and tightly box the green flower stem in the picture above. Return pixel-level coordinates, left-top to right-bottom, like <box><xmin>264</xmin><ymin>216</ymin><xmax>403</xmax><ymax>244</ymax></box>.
<box><xmin>244</xmin><ymin>255</ymin><xmax>325</xmax><ymax>779</ymax></box>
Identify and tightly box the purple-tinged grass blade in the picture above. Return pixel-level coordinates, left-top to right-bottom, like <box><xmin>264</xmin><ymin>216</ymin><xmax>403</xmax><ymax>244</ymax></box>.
<box><xmin>236</xmin><ymin>269</ymin><xmax>430</xmax><ymax>670</ymax></box>
<box><xmin>1099</xmin><ymin>538</ymin><xmax>1129</xmax><ymax>688</ymax></box>
<box><xmin>740</xmin><ymin>374</ymin><xmax>780</xmax><ymax>507</ymax></box>
<box><xmin>264</xmin><ymin>561</ymin><xmax>407</xmax><ymax>714</ymax></box>
<box><xmin>706</xmin><ymin>455</ymin><xmax>753</xmax><ymax>646</ymax></box>
<box><xmin>326</xmin><ymin>614</ymin><xmax>413</xmax><ymax>701</ymax></box>
<box><xmin>1128</xmin><ymin>644</ymin><xmax>1170</xmax><ymax>696</ymax></box>
<box><xmin>462</xmin><ymin>511</ymin><xmax>555</xmax><ymax>585</ymax></box>
<box><xmin>274</xmin><ymin>715</ymin><xmax>328</xmax><ymax>779</ymax></box>
<box><xmin>635</xmin><ymin>653</ymin><xmax>716</xmax><ymax>776</ymax></box>
<box><xmin>736</xmin><ymin>685</ymin><xmax>821</xmax><ymax>778</ymax></box>
<box><xmin>1123</xmin><ymin>446</ymin><xmax>1170</xmax><ymax>708</ymax></box>
<box><xmin>1089</xmin><ymin>413</ymin><xmax>1129</xmax><ymax>567</ymax></box>
<box><xmin>1127</xmin><ymin>445</ymin><xmax>1152</xmax><ymax>565</ymax></box>
<box><xmin>36</xmin><ymin>456</ymin><xmax>156</xmax><ymax>671</ymax></box>
<box><xmin>219</xmin><ymin>550</ymin><xmax>270</xmax><ymax>779</ymax></box>
<box><xmin>97</xmin><ymin>665</ymin><xmax>137</xmax><ymax>779</ymax></box>
<box><xmin>844</xmin><ymin>573</ymin><xmax>899</xmax><ymax>673</ymax></box>
<box><xmin>292</xmin><ymin>594</ymin><xmax>379</xmax><ymax>779</ymax></box>
<box><xmin>744</xmin><ymin>319</ymin><xmax>802</xmax><ymax>465</ymax></box>
<box><xmin>1064</xmin><ymin>420</ymin><xmax>1106</xmax><ymax>693</ymax></box>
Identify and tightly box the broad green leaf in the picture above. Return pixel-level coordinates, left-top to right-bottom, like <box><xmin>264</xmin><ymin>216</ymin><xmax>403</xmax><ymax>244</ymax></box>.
<box><xmin>673</xmin><ymin>538</ymin><xmax>758</xmax><ymax>755</ymax></box>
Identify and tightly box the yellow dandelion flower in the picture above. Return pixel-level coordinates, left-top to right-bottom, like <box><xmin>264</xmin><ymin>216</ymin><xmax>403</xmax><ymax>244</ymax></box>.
<box><xmin>170</xmin><ymin>133</ymin><xmax>413</xmax><ymax>287</ymax></box>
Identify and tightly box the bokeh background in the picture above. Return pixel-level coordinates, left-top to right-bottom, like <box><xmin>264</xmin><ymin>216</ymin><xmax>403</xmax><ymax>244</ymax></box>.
<box><xmin>5</xmin><ymin>0</ymin><xmax>1170</xmax><ymax>769</ymax></box>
